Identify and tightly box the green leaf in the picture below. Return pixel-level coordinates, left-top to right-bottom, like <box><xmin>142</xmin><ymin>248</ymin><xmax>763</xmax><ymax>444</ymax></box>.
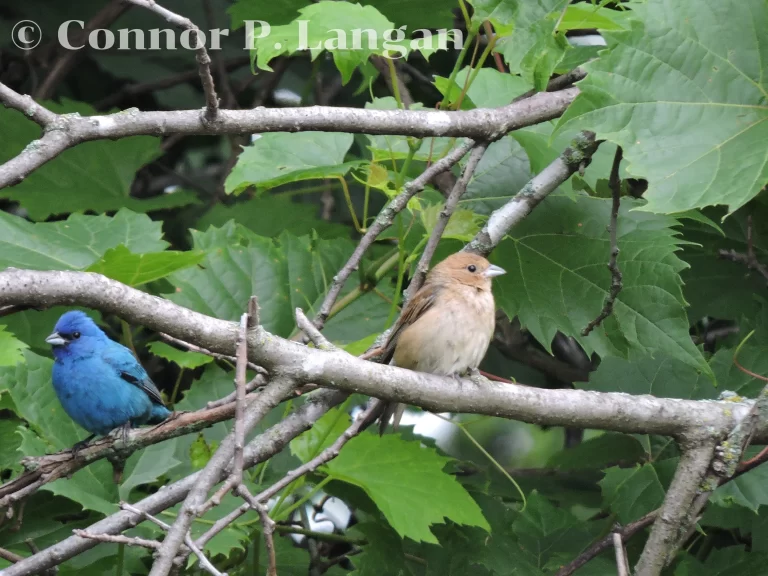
<box><xmin>291</xmin><ymin>405</ymin><xmax>351</xmax><ymax>463</ymax></box>
<box><xmin>349</xmin><ymin>522</ymin><xmax>409</xmax><ymax>576</ymax></box>
<box><xmin>147</xmin><ymin>341</ymin><xmax>214</xmax><ymax>370</ymax></box>
<box><xmin>0</xmin><ymin>209</ymin><xmax>167</xmax><ymax>271</ymax></box>
<box><xmin>547</xmin><ymin>433</ymin><xmax>646</xmax><ymax>470</ymax></box>
<box><xmin>167</xmin><ymin>224</ymin><xmax>355</xmax><ymax>336</ymax></box>
<box><xmin>493</xmin><ymin>193</ymin><xmax>711</xmax><ymax>377</ymax></box>
<box><xmin>600</xmin><ymin>464</ymin><xmax>666</xmax><ymax>523</ymax></box>
<box><xmin>0</xmin><ymin>326</ymin><xmax>29</xmax><ymax>367</ymax></box>
<box><xmin>196</xmin><ymin>194</ymin><xmax>351</xmax><ymax>239</ymax></box>
<box><xmin>0</xmin><ymin>418</ymin><xmax>23</xmax><ymax>472</ymax></box>
<box><xmin>225</xmin><ymin>132</ymin><xmax>361</xmax><ymax>195</ymax></box>
<box><xmin>86</xmin><ymin>245</ymin><xmax>204</xmax><ymax>286</ymax></box>
<box><xmin>512</xmin><ymin>491</ymin><xmax>597</xmax><ymax>570</ymax></box>
<box><xmin>557</xmin><ymin>4</ymin><xmax>630</xmax><ymax>32</ymax></box>
<box><xmin>469</xmin><ymin>0</ymin><xmax>571</xmax><ymax>90</ymax></box>
<box><xmin>119</xmin><ymin>439</ymin><xmax>181</xmax><ymax>500</ymax></box>
<box><xmin>556</xmin><ymin>0</ymin><xmax>768</xmax><ymax>214</ymax></box>
<box><xmin>189</xmin><ymin>433</ymin><xmax>217</xmax><ymax>469</ymax></box>
<box><xmin>577</xmin><ymin>354</ymin><xmax>716</xmax><ymax>400</ymax></box>
<box><xmin>229</xmin><ymin>0</ymin><xmax>305</xmax><ymax>28</ymax></box>
<box><xmin>251</xmin><ymin>2</ymin><xmax>410</xmax><ymax>82</ymax></box>
<box><xmin>0</xmin><ymin>100</ymin><xmax>197</xmax><ymax>220</ymax></box>
<box><xmin>324</xmin><ymin>433</ymin><xmax>489</xmax><ymax>543</ymax></box>
<box><xmin>459</xmin><ymin>137</ymin><xmax>535</xmax><ymax>214</ymax></box>
<box><xmin>368</xmin><ymin>0</ymin><xmax>455</xmax><ymax>30</ymax></box>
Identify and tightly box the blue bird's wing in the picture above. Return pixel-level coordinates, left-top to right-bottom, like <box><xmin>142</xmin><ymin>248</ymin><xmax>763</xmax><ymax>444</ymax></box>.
<box><xmin>101</xmin><ymin>342</ymin><xmax>165</xmax><ymax>406</ymax></box>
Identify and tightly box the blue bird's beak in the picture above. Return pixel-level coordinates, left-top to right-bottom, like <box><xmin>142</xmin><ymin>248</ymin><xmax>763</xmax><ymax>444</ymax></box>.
<box><xmin>45</xmin><ymin>332</ymin><xmax>67</xmax><ymax>346</ymax></box>
<box><xmin>483</xmin><ymin>264</ymin><xmax>506</xmax><ymax>278</ymax></box>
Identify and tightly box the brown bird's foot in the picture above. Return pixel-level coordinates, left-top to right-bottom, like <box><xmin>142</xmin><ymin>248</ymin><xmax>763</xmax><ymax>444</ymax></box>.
<box><xmin>468</xmin><ymin>368</ymin><xmax>489</xmax><ymax>387</ymax></box>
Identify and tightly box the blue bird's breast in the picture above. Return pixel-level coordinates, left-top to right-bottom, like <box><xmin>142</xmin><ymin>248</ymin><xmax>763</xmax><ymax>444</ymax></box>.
<box><xmin>52</xmin><ymin>355</ymin><xmax>155</xmax><ymax>435</ymax></box>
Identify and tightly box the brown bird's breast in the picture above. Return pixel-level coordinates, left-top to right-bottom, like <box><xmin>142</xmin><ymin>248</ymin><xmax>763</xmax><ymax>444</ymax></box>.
<box><xmin>393</xmin><ymin>284</ymin><xmax>496</xmax><ymax>376</ymax></box>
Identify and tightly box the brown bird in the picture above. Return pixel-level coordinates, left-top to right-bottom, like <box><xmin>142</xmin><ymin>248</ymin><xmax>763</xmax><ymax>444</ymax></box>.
<box><xmin>375</xmin><ymin>252</ymin><xmax>506</xmax><ymax>434</ymax></box>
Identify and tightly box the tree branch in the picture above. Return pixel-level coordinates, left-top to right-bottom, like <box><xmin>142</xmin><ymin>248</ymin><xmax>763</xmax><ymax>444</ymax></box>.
<box><xmin>311</xmin><ymin>139</ymin><xmax>477</xmax><ymax>330</ymax></box>
<box><xmin>464</xmin><ymin>131</ymin><xmax>599</xmax><ymax>256</ymax></box>
<box><xmin>0</xmin><ymin>269</ymin><xmax>761</xmax><ymax>441</ymax></box>
<box><xmin>405</xmin><ymin>141</ymin><xmax>489</xmax><ymax>300</ymax></box>
<box><xmin>582</xmin><ymin>145</ymin><xmax>623</xmax><ymax>335</ymax></box>
<box><xmin>0</xmin><ymin>83</ymin><xmax>578</xmax><ymax>190</ymax></box>
<box><xmin>125</xmin><ymin>0</ymin><xmax>219</xmax><ymax>120</ymax></box>
<box><xmin>0</xmin><ymin>388</ymin><xmax>347</xmax><ymax>576</ymax></box>
<box><xmin>634</xmin><ymin>440</ymin><xmax>718</xmax><ymax>576</ymax></box>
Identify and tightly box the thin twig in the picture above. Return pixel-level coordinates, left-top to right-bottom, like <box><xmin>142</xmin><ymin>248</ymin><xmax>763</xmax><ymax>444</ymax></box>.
<box><xmin>582</xmin><ymin>146</ymin><xmax>623</xmax><ymax>336</ymax></box>
<box><xmin>205</xmin><ymin>376</ymin><xmax>263</xmax><ymax>409</ymax></box>
<box><xmin>0</xmin><ymin>547</ymin><xmax>25</xmax><ymax>563</ymax></box>
<box><xmin>512</xmin><ymin>67</ymin><xmax>587</xmax><ymax>103</ymax></box>
<box><xmin>311</xmin><ymin>139</ymin><xmax>476</xmax><ymax>330</ymax></box>
<box><xmin>71</xmin><ymin>530</ymin><xmax>160</xmax><ymax>550</ymax></box>
<box><xmin>296</xmin><ymin>308</ymin><xmax>337</xmax><ymax>350</ymax></box>
<box><xmin>555</xmin><ymin>512</ymin><xmax>656</xmax><ymax>576</ymax></box>
<box><xmin>0</xmin><ymin>85</ymin><xmax>57</xmax><ymax>127</ymax></box>
<box><xmin>717</xmin><ymin>214</ymin><xmax>768</xmax><ymax>284</ymax></box>
<box><xmin>124</xmin><ymin>0</ymin><xmax>219</xmax><ymax>120</ymax></box>
<box><xmin>202</xmin><ymin>0</ymin><xmax>235</xmax><ymax>108</ymax></box>
<box><xmin>236</xmin><ymin>486</ymin><xmax>277</xmax><ymax>576</ymax></box>
<box><xmin>159</xmin><ymin>333</ymin><xmax>268</xmax><ymax>375</ymax></box>
<box><xmin>405</xmin><ymin>142</ymin><xmax>489</xmax><ymax>301</ymax></box>
<box><xmin>612</xmin><ymin>531</ymin><xmax>629</xmax><ymax>576</ymax></box>
<box><xmin>119</xmin><ymin>503</ymin><xmax>224</xmax><ymax>576</ymax></box>
<box><xmin>191</xmin><ymin>401</ymin><xmax>380</xmax><ymax>554</ymax></box>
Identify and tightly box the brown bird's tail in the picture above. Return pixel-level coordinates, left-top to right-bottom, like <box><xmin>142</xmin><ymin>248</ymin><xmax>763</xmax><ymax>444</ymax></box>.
<box><xmin>377</xmin><ymin>402</ymin><xmax>406</xmax><ymax>435</ymax></box>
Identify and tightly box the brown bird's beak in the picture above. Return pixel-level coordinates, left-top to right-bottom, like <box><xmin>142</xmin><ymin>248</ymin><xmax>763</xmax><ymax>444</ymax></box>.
<box><xmin>483</xmin><ymin>264</ymin><xmax>506</xmax><ymax>278</ymax></box>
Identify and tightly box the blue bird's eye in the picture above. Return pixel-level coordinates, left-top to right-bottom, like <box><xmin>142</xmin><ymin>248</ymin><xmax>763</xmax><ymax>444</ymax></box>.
<box><xmin>73</xmin><ymin>332</ymin><xmax>81</xmax><ymax>339</ymax></box>
<box><xmin>467</xmin><ymin>265</ymin><xmax>477</xmax><ymax>273</ymax></box>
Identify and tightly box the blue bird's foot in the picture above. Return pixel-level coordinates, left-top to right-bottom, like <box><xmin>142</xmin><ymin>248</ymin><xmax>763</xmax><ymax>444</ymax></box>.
<box><xmin>70</xmin><ymin>434</ymin><xmax>97</xmax><ymax>456</ymax></box>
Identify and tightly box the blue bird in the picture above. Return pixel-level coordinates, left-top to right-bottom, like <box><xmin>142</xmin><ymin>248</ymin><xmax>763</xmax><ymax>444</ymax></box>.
<box><xmin>46</xmin><ymin>311</ymin><xmax>172</xmax><ymax>449</ymax></box>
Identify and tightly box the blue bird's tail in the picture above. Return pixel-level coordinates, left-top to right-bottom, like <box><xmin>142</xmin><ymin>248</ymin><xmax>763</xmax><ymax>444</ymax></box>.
<box><xmin>148</xmin><ymin>404</ymin><xmax>172</xmax><ymax>424</ymax></box>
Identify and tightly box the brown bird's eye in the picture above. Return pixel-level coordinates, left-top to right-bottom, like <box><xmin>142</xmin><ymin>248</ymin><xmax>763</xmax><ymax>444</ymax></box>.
<box><xmin>73</xmin><ymin>332</ymin><xmax>81</xmax><ymax>339</ymax></box>
<box><xmin>467</xmin><ymin>265</ymin><xmax>477</xmax><ymax>273</ymax></box>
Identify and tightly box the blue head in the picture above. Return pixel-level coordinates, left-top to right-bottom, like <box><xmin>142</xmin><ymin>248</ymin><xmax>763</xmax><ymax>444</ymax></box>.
<box><xmin>46</xmin><ymin>311</ymin><xmax>108</xmax><ymax>360</ymax></box>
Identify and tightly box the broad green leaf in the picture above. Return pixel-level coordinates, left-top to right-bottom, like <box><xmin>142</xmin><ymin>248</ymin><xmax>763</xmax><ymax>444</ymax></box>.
<box><xmin>674</xmin><ymin>545</ymin><xmax>768</xmax><ymax>575</ymax></box>
<box><xmin>600</xmin><ymin>463</ymin><xmax>666</xmax><ymax>523</ymax></box>
<box><xmin>0</xmin><ymin>325</ymin><xmax>28</xmax><ymax>367</ymax></box>
<box><xmin>456</xmin><ymin>67</ymin><xmax>531</xmax><ymax>109</ymax></box>
<box><xmin>557</xmin><ymin>4</ymin><xmax>630</xmax><ymax>32</ymax></box>
<box><xmin>556</xmin><ymin>0</ymin><xmax>768</xmax><ymax>214</ymax></box>
<box><xmin>0</xmin><ymin>209</ymin><xmax>167</xmax><ymax>271</ymax></box>
<box><xmin>225</xmin><ymin>132</ymin><xmax>361</xmax><ymax>195</ymax></box>
<box><xmin>342</xmin><ymin>334</ymin><xmax>379</xmax><ymax>356</ymax></box>
<box><xmin>0</xmin><ymin>418</ymin><xmax>23</xmax><ymax>471</ymax></box>
<box><xmin>86</xmin><ymin>245</ymin><xmax>204</xmax><ymax>286</ymax></box>
<box><xmin>493</xmin><ymin>193</ymin><xmax>711</xmax><ymax>376</ymax></box>
<box><xmin>547</xmin><ymin>433</ymin><xmax>646</xmax><ymax>470</ymax></box>
<box><xmin>167</xmin><ymin>224</ymin><xmax>355</xmax><ymax>337</ymax></box>
<box><xmin>291</xmin><ymin>405</ymin><xmax>351</xmax><ymax>463</ymax></box>
<box><xmin>371</xmin><ymin>0</ymin><xmax>455</xmax><ymax>30</ymax></box>
<box><xmin>324</xmin><ymin>433</ymin><xmax>489</xmax><ymax>543</ymax></box>
<box><xmin>147</xmin><ymin>341</ymin><xmax>214</xmax><ymax>370</ymax></box>
<box><xmin>459</xmin><ymin>137</ymin><xmax>534</xmax><ymax>214</ymax></box>
<box><xmin>512</xmin><ymin>491</ymin><xmax>596</xmax><ymax>570</ymax></box>
<box><xmin>469</xmin><ymin>0</ymin><xmax>571</xmax><ymax>90</ymax></box>
<box><xmin>680</xmin><ymin>209</ymin><xmax>768</xmax><ymax>320</ymax></box>
<box><xmin>578</xmin><ymin>354</ymin><xmax>716</xmax><ymax>400</ymax></box>
<box><xmin>118</xmin><ymin>439</ymin><xmax>181</xmax><ymax>500</ymax></box>
<box><xmin>189</xmin><ymin>433</ymin><xmax>217</xmax><ymax>469</ymax></box>
<box><xmin>251</xmin><ymin>2</ymin><xmax>410</xmax><ymax>83</ymax></box>
<box><xmin>710</xmin><ymin>452</ymin><xmax>768</xmax><ymax>512</ymax></box>
<box><xmin>323</xmin><ymin>290</ymin><xmax>394</xmax><ymax>345</ymax></box>
<box><xmin>0</xmin><ymin>100</ymin><xmax>197</xmax><ymax>220</ymax></box>
<box><xmin>196</xmin><ymin>193</ymin><xmax>351</xmax><ymax>239</ymax></box>
<box><xmin>420</xmin><ymin>203</ymin><xmax>481</xmax><ymax>241</ymax></box>
<box><xmin>349</xmin><ymin>522</ymin><xmax>409</xmax><ymax>576</ymax></box>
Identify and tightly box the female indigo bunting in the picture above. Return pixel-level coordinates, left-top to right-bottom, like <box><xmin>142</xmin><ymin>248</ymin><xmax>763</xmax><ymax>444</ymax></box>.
<box><xmin>46</xmin><ymin>311</ymin><xmax>171</xmax><ymax>445</ymax></box>
<box><xmin>376</xmin><ymin>253</ymin><xmax>506</xmax><ymax>433</ymax></box>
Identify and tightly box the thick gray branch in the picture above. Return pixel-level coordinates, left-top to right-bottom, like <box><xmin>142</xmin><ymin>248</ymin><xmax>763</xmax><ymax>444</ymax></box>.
<box><xmin>0</xmin><ymin>84</ymin><xmax>578</xmax><ymax>190</ymax></box>
<box><xmin>0</xmin><ymin>269</ymin><xmax>760</xmax><ymax>442</ymax></box>
<box><xmin>634</xmin><ymin>440</ymin><xmax>718</xmax><ymax>576</ymax></box>
<box><xmin>465</xmin><ymin>131</ymin><xmax>598</xmax><ymax>256</ymax></box>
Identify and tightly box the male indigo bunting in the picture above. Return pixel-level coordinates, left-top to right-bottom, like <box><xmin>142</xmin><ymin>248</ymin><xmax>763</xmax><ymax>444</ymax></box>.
<box><xmin>46</xmin><ymin>311</ymin><xmax>171</xmax><ymax>447</ymax></box>
<box><xmin>376</xmin><ymin>253</ymin><xmax>506</xmax><ymax>433</ymax></box>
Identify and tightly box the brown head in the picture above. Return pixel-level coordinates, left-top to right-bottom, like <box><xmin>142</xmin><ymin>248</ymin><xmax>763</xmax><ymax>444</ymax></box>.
<box><xmin>426</xmin><ymin>253</ymin><xmax>506</xmax><ymax>291</ymax></box>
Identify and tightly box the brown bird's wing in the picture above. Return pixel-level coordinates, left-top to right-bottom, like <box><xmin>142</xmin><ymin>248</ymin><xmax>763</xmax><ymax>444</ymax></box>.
<box><xmin>380</xmin><ymin>283</ymin><xmax>441</xmax><ymax>365</ymax></box>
